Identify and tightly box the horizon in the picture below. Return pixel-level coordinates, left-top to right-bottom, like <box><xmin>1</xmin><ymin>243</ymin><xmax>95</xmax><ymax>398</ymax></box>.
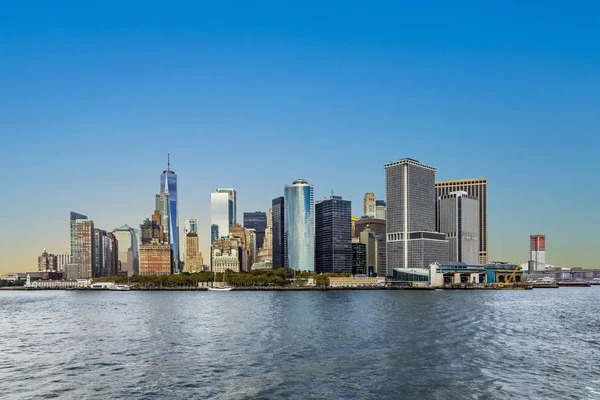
<box><xmin>1</xmin><ymin>1</ymin><xmax>599</xmax><ymax>273</ymax></box>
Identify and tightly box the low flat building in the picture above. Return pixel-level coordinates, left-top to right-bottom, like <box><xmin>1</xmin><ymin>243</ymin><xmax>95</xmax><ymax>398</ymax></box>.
<box><xmin>327</xmin><ymin>276</ymin><xmax>383</xmax><ymax>287</ymax></box>
<box><xmin>391</xmin><ymin>262</ymin><xmax>486</xmax><ymax>287</ymax></box>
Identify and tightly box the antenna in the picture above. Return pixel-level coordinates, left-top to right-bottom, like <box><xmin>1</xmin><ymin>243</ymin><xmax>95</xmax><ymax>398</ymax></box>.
<box><xmin>167</xmin><ymin>153</ymin><xmax>171</xmax><ymax>171</ymax></box>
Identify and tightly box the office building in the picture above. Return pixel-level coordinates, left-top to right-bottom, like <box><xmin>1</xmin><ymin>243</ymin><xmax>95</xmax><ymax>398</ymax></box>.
<box><xmin>437</xmin><ymin>191</ymin><xmax>479</xmax><ymax>263</ymax></box>
<box><xmin>38</xmin><ymin>249</ymin><xmax>57</xmax><ymax>272</ymax></box>
<box><xmin>141</xmin><ymin>214</ymin><xmax>163</xmax><ymax>244</ymax></box>
<box><xmin>435</xmin><ymin>178</ymin><xmax>488</xmax><ymax>264</ymax></box>
<box><xmin>385</xmin><ymin>158</ymin><xmax>449</xmax><ymax>276</ymax></box>
<box><xmin>376</xmin><ymin>200</ymin><xmax>387</xmax><ymax>220</ymax></box>
<box><xmin>530</xmin><ymin>234</ymin><xmax>546</xmax><ymax>272</ymax></box>
<box><xmin>230</xmin><ymin>224</ymin><xmax>255</xmax><ymax>272</ymax></box>
<box><xmin>360</xmin><ymin>228</ymin><xmax>379</xmax><ymax>277</ymax></box>
<box><xmin>217</xmin><ymin>188</ymin><xmax>237</xmax><ymax>227</ymax></box>
<box><xmin>159</xmin><ymin>155</ymin><xmax>180</xmax><ymax>273</ymax></box>
<box><xmin>185</xmin><ymin>219</ymin><xmax>197</xmax><ymax>235</ymax></box>
<box><xmin>211</xmin><ymin>191</ymin><xmax>231</xmax><ymax>239</ymax></box>
<box><xmin>315</xmin><ymin>195</ymin><xmax>352</xmax><ymax>274</ymax></box>
<box><xmin>272</xmin><ymin>197</ymin><xmax>285</xmax><ymax>268</ymax></box>
<box><xmin>352</xmin><ymin>242</ymin><xmax>367</xmax><ymax>275</ymax></box>
<box><xmin>155</xmin><ymin>192</ymin><xmax>170</xmax><ymax>242</ymax></box>
<box><xmin>284</xmin><ymin>179</ymin><xmax>315</xmax><ymax>271</ymax></box>
<box><xmin>364</xmin><ymin>193</ymin><xmax>376</xmax><ymax>217</ymax></box>
<box><xmin>139</xmin><ymin>243</ymin><xmax>172</xmax><ymax>276</ymax></box>
<box><xmin>244</xmin><ymin>211</ymin><xmax>267</xmax><ymax>249</ymax></box>
<box><xmin>56</xmin><ymin>253</ymin><xmax>69</xmax><ymax>272</ymax></box>
<box><xmin>210</xmin><ymin>224</ymin><xmax>219</xmax><ymax>245</ymax></box>
<box><xmin>93</xmin><ymin>229</ymin><xmax>106</xmax><ymax>277</ymax></box>
<box><xmin>184</xmin><ymin>232</ymin><xmax>204</xmax><ymax>273</ymax></box>
<box><xmin>211</xmin><ymin>237</ymin><xmax>241</xmax><ymax>273</ymax></box>
<box><xmin>257</xmin><ymin>208</ymin><xmax>273</xmax><ymax>263</ymax></box>
<box><xmin>113</xmin><ymin>224</ymin><xmax>139</xmax><ymax>276</ymax></box>
<box><xmin>70</xmin><ymin>212</ymin><xmax>94</xmax><ymax>279</ymax></box>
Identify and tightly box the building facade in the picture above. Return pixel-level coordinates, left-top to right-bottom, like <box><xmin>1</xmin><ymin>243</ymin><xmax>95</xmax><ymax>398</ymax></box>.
<box><xmin>272</xmin><ymin>196</ymin><xmax>285</xmax><ymax>268</ymax></box>
<box><xmin>211</xmin><ymin>191</ymin><xmax>231</xmax><ymax>239</ymax></box>
<box><xmin>364</xmin><ymin>192</ymin><xmax>376</xmax><ymax>217</ymax></box>
<box><xmin>211</xmin><ymin>237</ymin><xmax>241</xmax><ymax>273</ymax></box>
<box><xmin>184</xmin><ymin>232</ymin><xmax>204</xmax><ymax>273</ymax></box>
<box><xmin>243</xmin><ymin>211</ymin><xmax>267</xmax><ymax>250</ymax></box>
<box><xmin>38</xmin><ymin>250</ymin><xmax>58</xmax><ymax>272</ymax></box>
<box><xmin>70</xmin><ymin>212</ymin><xmax>94</xmax><ymax>279</ymax></box>
<box><xmin>360</xmin><ymin>229</ymin><xmax>379</xmax><ymax>277</ymax></box>
<box><xmin>257</xmin><ymin>208</ymin><xmax>273</xmax><ymax>263</ymax></box>
<box><xmin>385</xmin><ymin>158</ymin><xmax>449</xmax><ymax>276</ymax></box>
<box><xmin>435</xmin><ymin>178</ymin><xmax>488</xmax><ymax>264</ymax></box>
<box><xmin>160</xmin><ymin>156</ymin><xmax>180</xmax><ymax>273</ymax></box>
<box><xmin>530</xmin><ymin>234</ymin><xmax>546</xmax><ymax>271</ymax></box>
<box><xmin>351</xmin><ymin>242</ymin><xmax>367</xmax><ymax>275</ymax></box>
<box><xmin>139</xmin><ymin>243</ymin><xmax>172</xmax><ymax>275</ymax></box>
<box><xmin>113</xmin><ymin>224</ymin><xmax>139</xmax><ymax>276</ymax></box>
<box><xmin>217</xmin><ymin>188</ymin><xmax>237</xmax><ymax>227</ymax></box>
<box><xmin>185</xmin><ymin>218</ymin><xmax>197</xmax><ymax>235</ymax></box>
<box><xmin>315</xmin><ymin>196</ymin><xmax>352</xmax><ymax>274</ymax></box>
<box><xmin>284</xmin><ymin>179</ymin><xmax>315</xmax><ymax>271</ymax></box>
<box><xmin>437</xmin><ymin>191</ymin><xmax>479</xmax><ymax>264</ymax></box>
<box><xmin>376</xmin><ymin>200</ymin><xmax>387</xmax><ymax>220</ymax></box>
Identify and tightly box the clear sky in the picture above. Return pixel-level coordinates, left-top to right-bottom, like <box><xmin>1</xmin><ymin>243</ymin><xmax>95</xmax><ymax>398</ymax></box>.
<box><xmin>1</xmin><ymin>1</ymin><xmax>599</xmax><ymax>274</ymax></box>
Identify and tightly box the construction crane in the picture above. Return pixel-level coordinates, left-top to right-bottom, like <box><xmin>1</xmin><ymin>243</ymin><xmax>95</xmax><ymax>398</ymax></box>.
<box><xmin>498</xmin><ymin>262</ymin><xmax>523</xmax><ymax>288</ymax></box>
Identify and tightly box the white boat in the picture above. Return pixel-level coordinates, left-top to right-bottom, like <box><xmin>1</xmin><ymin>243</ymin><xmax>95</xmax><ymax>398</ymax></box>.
<box><xmin>208</xmin><ymin>270</ymin><xmax>233</xmax><ymax>291</ymax></box>
<box><xmin>110</xmin><ymin>284</ymin><xmax>131</xmax><ymax>291</ymax></box>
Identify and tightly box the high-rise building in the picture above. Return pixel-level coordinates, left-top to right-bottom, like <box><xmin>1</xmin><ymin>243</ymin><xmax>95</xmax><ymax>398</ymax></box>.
<box><xmin>211</xmin><ymin>191</ymin><xmax>231</xmax><ymax>239</ymax></box>
<box><xmin>139</xmin><ymin>210</ymin><xmax>171</xmax><ymax>275</ymax></box>
<box><xmin>70</xmin><ymin>212</ymin><xmax>94</xmax><ymax>279</ymax></box>
<box><xmin>437</xmin><ymin>191</ymin><xmax>479</xmax><ymax>263</ymax></box>
<box><xmin>364</xmin><ymin>193</ymin><xmax>376</xmax><ymax>217</ymax></box>
<box><xmin>113</xmin><ymin>224</ymin><xmax>139</xmax><ymax>276</ymax></box>
<box><xmin>106</xmin><ymin>232</ymin><xmax>119</xmax><ymax>276</ymax></box>
<box><xmin>56</xmin><ymin>253</ymin><xmax>69</xmax><ymax>272</ymax></box>
<box><xmin>315</xmin><ymin>195</ymin><xmax>352</xmax><ymax>274</ymax></box>
<box><xmin>284</xmin><ymin>179</ymin><xmax>314</xmax><ymax>271</ymax></box>
<box><xmin>184</xmin><ymin>232</ymin><xmax>204</xmax><ymax>273</ymax></box>
<box><xmin>185</xmin><ymin>219</ymin><xmax>198</xmax><ymax>235</ymax></box>
<box><xmin>385</xmin><ymin>158</ymin><xmax>449</xmax><ymax>275</ymax></box>
<box><xmin>435</xmin><ymin>178</ymin><xmax>488</xmax><ymax>264</ymax></box>
<box><xmin>94</xmin><ymin>229</ymin><xmax>106</xmax><ymax>278</ymax></box>
<box><xmin>360</xmin><ymin>229</ymin><xmax>378</xmax><ymax>277</ymax></box>
<box><xmin>217</xmin><ymin>188</ymin><xmax>237</xmax><ymax>227</ymax></box>
<box><xmin>210</xmin><ymin>224</ymin><xmax>219</xmax><ymax>244</ymax></box>
<box><xmin>530</xmin><ymin>234</ymin><xmax>546</xmax><ymax>271</ymax></box>
<box><xmin>257</xmin><ymin>208</ymin><xmax>273</xmax><ymax>263</ymax></box>
<box><xmin>160</xmin><ymin>155</ymin><xmax>180</xmax><ymax>273</ymax></box>
<box><xmin>243</xmin><ymin>211</ymin><xmax>267</xmax><ymax>249</ymax></box>
<box><xmin>272</xmin><ymin>197</ymin><xmax>285</xmax><ymax>268</ymax></box>
<box><xmin>141</xmin><ymin>215</ymin><xmax>162</xmax><ymax>244</ymax></box>
<box><xmin>376</xmin><ymin>200</ymin><xmax>387</xmax><ymax>220</ymax></box>
<box><xmin>38</xmin><ymin>249</ymin><xmax>57</xmax><ymax>272</ymax></box>
<box><xmin>351</xmin><ymin>242</ymin><xmax>366</xmax><ymax>275</ymax></box>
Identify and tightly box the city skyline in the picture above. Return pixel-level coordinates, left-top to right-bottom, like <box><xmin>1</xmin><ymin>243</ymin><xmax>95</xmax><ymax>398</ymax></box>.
<box><xmin>2</xmin><ymin>2</ymin><xmax>598</xmax><ymax>273</ymax></box>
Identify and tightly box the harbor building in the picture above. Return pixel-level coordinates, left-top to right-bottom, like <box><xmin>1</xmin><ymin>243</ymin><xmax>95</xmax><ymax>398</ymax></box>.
<box><xmin>435</xmin><ymin>178</ymin><xmax>488</xmax><ymax>265</ymax></box>
<box><xmin>315</xmin><ymin>195</ymin><xmax>352</xmax><ymax>274</ymax></box>
<box><xmin>437</xmin><ymin>191</ymin><xmax>479</xmax><ymax>263</ymax></box>
<box><xmin>385</xmin><ymin>158</ymin><xmax>449</xmax><ymax>276</ymax></box>
<box><xmin>284</xmin><ymin>179</ymin><xmax>315</xmax><ymax>271</ymax></box>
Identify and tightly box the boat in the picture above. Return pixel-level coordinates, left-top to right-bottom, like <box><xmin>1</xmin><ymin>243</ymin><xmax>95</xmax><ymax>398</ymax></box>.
<box><xmin>110</xmin><ymin>284</ymin><xmax>131</xmax><ymax>291</ymax></box>
<box><xmin>208</xmin><ymin>270</ymin><xmax>233</xmax><ymax>291</ymax></box>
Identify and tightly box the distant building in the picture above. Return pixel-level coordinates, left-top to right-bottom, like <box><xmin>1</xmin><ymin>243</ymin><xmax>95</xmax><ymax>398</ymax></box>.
<box><xmin>436</xmin><ymin>178</ymin><xmax>488</xmax><ymax>265</ymax></box>
<box><xmin>113</xmin><ymin>224</ymin><xmax>139</xmax><ymax>276</ymax></box>
<box><xmin>284</xmin><ymin>179</ymin><xmax>315</xmax><ymax>271</ymax></box>
<box><xmin>364</xmin><ymin>192</ymin><xmax>376</xmax><ymax>217</ymax></box>
<box><xmin>38</xmin><ymin>250</ymin><xmax>57</xmax><ymax>272</ymax></box>
<box><xmin>360</xmin><ymin>229</ymin><xmax>378</xmax><ymax>277</ymax></box>
<box><xmin>70</xmin><ymin>212</ymin><xmax>94</xmax><ymax>279</ymax></box>
<box><xmin>212</xmin><ymin>237</ymin><xmax>241</xmax><ymax>273</ymax></box>
<box><xmin>155</xmin><ymin>192</ymin><xmax>171</xmax><ymax>244</ymax></box>
<box><xmin>256</xmin><ymin>208</ymin><xmax>273</xmax><ymax>263</ymax></box>
<box><xmin>185</xmin><ymin>218</ymin><xmax>198</xmax><ymax>235</ymax></box>
<box><xmin>354</xmin><ymin>217</ymin><xmax>386</xmax><ymax>238</ymax></box>
<box><xmin>244</xmin><ymin>211</ymin><xmax>267</xmax><ymax>249</ymax></box>
<box><xmin>437</xmin><ymin>191</ymin><xmax>479</xmax><ymax>263</ymax></box>
<box><xmin>315</xmin><ymin>195</ymin><xmax>352</xmax><ymax>274</ymax></box>
<box><xmin>184</xmin><ymin>232</ymin><xmax>204</xmax><ymax>273</ymax></box>
<box><xmin>141</xmin><ymin>214</ymin><xmax>163</xmax><ymax>244</ymax></box>
<box><xmin>385</xmin><ymin>158</ymin><xmax>449</xmax><ymax>275</ymax></box>
<box><xmin>210</xmin><ymin>224</ymin><xmax>219</xmax><ymax>244</ymax></box>
<box><xmin>211</xmin><ymin>191</ymin><xmax>231</xmax><ymax>239</ymax></box>
<box><xmin>159</xmin><ymin>155</ymin><xmax>180</xmax><ymax>273</ymax></box>
<box><xmin>352</xmin><ymin>242</ymin><xmax>366</xmax><ymax>275</ymax></box>
<box><xmin>217</xmin><ymin>188</ymin><xmax>237</xmax><ymax>226</ymax></box>
<box><xmin>351</xmin><ymin>216</ymin><xmax>358</xmax><ymax>237</ymax></box>
<box><xmin>375</xmin><ymin>200</ymin><xmax>387</xmax><ymax>220</ymax></box>
<box><xmin>272</xmin><ymin>196</ymin><xmax>285</xmax><ymax>268</ymax></box>
<box><xmin>56</xmin><ymin>253</ymin><xmax>69</xmax><ymax>272</ymax></box>
<box><xmin>139</xmin><ymin>243</ymin><xmax>172</xmax><ymax>276</ymax></box>
<box><xmin>230</xmin><ymin>224</ymin><xmax>255</xmax><ymax>272</ymax></box>
<box><xmin>530</xmin><ymin>234</ymin><xmax>546</xmax><ymax>272</ymax></box>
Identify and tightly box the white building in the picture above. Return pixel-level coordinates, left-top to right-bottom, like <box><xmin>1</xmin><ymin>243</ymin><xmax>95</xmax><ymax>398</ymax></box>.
<box><xmin>211</xmin><ymin>192</ymin><xmax>231</xmax><ymax>239</ymax></box>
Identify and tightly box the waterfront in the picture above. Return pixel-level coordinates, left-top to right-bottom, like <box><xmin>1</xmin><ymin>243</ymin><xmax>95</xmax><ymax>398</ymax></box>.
<box><xmin>1</xmin><ymin>288</ymin><xmax>599</xmax><ymax>399</ymax></box>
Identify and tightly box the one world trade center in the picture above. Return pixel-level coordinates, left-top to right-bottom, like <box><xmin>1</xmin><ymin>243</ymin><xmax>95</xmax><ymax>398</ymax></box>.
<box><xmin>160</xmin><ymin>154</ymin><xmax>180</xmax><ymax>273</ymax></box>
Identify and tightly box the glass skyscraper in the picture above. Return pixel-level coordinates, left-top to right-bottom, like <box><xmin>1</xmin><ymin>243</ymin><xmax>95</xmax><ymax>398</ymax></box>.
<box><xmin>315</xmin><ymin>196</ymin><xmax>352</xmax><ymax>274</ymax></box>
<box><xmin>271</xmin><ymin>197</ymin><xmax>285</xmax><ymax>268</ymax></box>
<box><xmin>284</xmin><ymin>179</ymin><xmax>314</xmax><ymax>271</ymax></box>
<box><xmin>160</xmin><ymin>156</ymin><xmax>180</xmax><ymax>273</ymax></box>
<box><xmin>243</xmin><ymin>211</ymin><xmax>267</xmax><ymax>249</ymax></box>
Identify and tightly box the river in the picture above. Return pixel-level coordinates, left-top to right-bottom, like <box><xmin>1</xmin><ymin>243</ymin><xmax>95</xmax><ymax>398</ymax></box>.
<box><xmin>1</xmin><ymin>288</ymin><xmax>599</xmax><ymax>399</ymax></box>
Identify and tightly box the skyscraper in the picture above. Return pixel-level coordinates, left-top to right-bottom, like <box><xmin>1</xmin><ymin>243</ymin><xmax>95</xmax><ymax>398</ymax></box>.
<box><xmin>385</xmin><ymin>158</ymin><xmax>449</xmax><ymax>275</ymax></box>
<box><xmin>211</xmin><ymin>191</ymin><xmax>230</xmax><ymax>239</ymax></box>
<box><xmin>530</xmin><ymin>234</ymin><xmax>546</xmax><ymax>271</ymax></box>
<box><xmin>271</xmin><ymin>197</ymin><xmax>285</xmax><ymax>268</ymax></box>
<box><xmin>375</xmin><ymin>200</ymin><xmax>387</xmax><ymax>220</ymax></box>
<box><xmin>315</xmin><ymin>195</ymin><xmax>352</xmax><ymax>274</ymax></box>
<box><xmin>243</xmin><ymin>211</ymin><xmax>267</xmax><ymax>249</ymax></box>
<box><xmin>184</xmin><ymin>232</ymin><xmax>204</xmax><ymax>273</ymax></box>
<box><xmin>437</xmin><ymin>191</ymin><xmax>479</xmax><ymax>263</ymax></box>
<box><xmin>93</xmin><ymin>228</ymin><xmax>106</xmax><ymax>277</ymax></box>
<box><xmin>284</xmin><ymin>179</ymin><xmax>315</xmax><ymax>271</ymax></box>
<box><xmin>435</xmin><ymin>178</ymin><xmax>488</xmax><ymax>264</ymax></box>
<box><xmin>113</xmin><ymin>224</ymin><xmax>139</xmax><ymax>276</ymax></box>
<box><xmin>217</xmin><ymin>188</ymin><xmax>237</xmax><ymax>227</ymax></box>
<box><xmin>139</xmin><ymin>210</ymin><xmax>172</xmax><ymax>276</ymax></box>
<box><xmin>364</xmin><ymin>193</ymin><xmax>376</xmax><ymax>217</ymax></box>
<box><xmin>70</xmin><ymin>212</ymin><xmax>94</xmax><ymax>279</ymax></box>
<box><xmin>185</xmin><ymin>218</ymin><xmax>197</xmax><ymax>235</ymax></box>
<box><xmin>160</xmin><ymin>155</ymin><xmax>180</xmax><ymax>273</ymax></box>
<box><xmin>210</xmin><ymin>224</ymin><xmax>219</xmax><ymax>244</ymax></box>
<box><xmin>360</xmin><ymin>228</ymin><xmax>378</xmax><ymax>277</ymax></box>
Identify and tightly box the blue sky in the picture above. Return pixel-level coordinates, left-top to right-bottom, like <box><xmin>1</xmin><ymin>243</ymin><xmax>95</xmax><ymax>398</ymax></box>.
<box><xmin>1</xmin><ymin>1</ymin><xmax>598</xmax><ymax>272</ymax></box>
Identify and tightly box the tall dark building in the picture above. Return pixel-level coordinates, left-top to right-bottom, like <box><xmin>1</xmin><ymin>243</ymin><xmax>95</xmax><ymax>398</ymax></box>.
<box><xmin>272</xmin><ymin>197</ymin><xmax>285</xmax><ymax>268</ymax></box>
<box><xmin>243</xmin><ymin>211</ymin><xmax>267</xmax><ymax>249</ymax></box>
<box><xmin>315</xmin><ymin>196</ymin><xmax>352</xmax><ymax>274</ymax></box>
<box><xmin>352</xmin><ymin>242</ymin><xmax>366</xmax><ymax>275</ymax></box>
